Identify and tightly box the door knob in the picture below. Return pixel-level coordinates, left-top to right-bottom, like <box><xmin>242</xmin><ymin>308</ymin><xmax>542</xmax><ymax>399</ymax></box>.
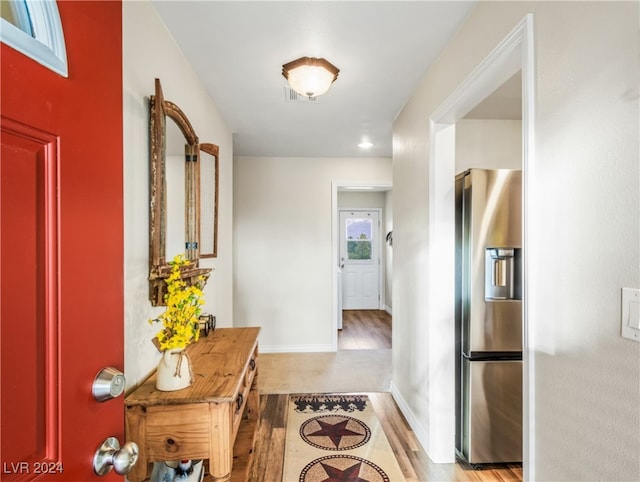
<box><xmin>92</xmin><ymin>367</ymin><xmax>126</xmax><ymax>401</ymax></box>
<box><xmin>93</xmin><ymin>437</ymin><xmax>138</xmax><ymax>476</ymax></box>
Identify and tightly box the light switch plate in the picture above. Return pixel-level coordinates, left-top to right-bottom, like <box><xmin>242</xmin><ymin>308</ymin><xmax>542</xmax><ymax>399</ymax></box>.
<box><xmin>621</xmin><ymin>287</ymin><xmax>640</xmax><ymax>342</ymax></box>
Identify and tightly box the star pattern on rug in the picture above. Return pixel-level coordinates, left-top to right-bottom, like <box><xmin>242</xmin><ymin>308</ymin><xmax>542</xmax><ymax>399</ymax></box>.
<box><xmin>319</xmin><ymin>461</ymin><xmax>369</xmax><ymax>482</ymax></box>
<box><xmin>308</xmin><ymin>419</ymin><xmax>365</xmax><ymax>449</ymax></box>
<box><xmin>299</xmin><ymin>455</ymin><xmax>391</xmax><ymax>482</ymax></box>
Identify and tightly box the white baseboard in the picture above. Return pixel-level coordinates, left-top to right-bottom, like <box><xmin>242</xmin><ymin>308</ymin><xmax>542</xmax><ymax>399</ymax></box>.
<box><xmin>260</xmin><ymin>344</ymin><xmax>335</xmax><ymax>354</ymax></box>
<box><xmin>384</xmin><ymin>305</ymin><xmax>392</xmax><ymax>315</ymax></box>
<box><xmin>390</xmin><ymin>381</ymin><xmax>432</xmax><ymax>460</ymax></box>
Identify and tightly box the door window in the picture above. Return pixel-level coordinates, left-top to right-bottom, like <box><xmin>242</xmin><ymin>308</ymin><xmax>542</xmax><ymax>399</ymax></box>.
<box><xmin>1</xmin><ymin>0</ymin><xmax>34</xmax><ymax>35</ymax></box>
<box><xmin>0</xmin><ymin>0</ymin><xmax>68</xmax><ymax>77</ymax></box>
<box><xmin>346</xmin><ymin>217</ymin><xmax>373</xmax><ymax>261</ymax></box>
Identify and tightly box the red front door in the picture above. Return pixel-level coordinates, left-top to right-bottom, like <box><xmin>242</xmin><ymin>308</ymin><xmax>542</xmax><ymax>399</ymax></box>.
<box><xmin>1</xmin><ymin>2</ymin><xmax>124</xmax><ymax>480</ymax></box>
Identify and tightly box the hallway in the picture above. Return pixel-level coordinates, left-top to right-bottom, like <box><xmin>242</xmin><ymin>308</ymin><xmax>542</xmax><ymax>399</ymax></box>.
<box><xmin>259</xmin><ymin>310</ymin><xmax>392</xmax><ymax>394</ymax></box>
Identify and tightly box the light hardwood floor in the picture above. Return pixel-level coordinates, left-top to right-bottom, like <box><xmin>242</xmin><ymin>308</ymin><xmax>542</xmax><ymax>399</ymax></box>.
<box><xmin>339</xmin><ymin>309</ymin><xmax>392</xmax><ymax>350</ymax></box>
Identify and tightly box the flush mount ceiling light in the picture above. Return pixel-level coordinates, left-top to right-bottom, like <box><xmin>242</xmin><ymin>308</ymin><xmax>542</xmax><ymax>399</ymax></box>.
<box><xmin>282</xmin><ymin>57</ymin><xmax>339</xmax><ymax>98</ymax></box>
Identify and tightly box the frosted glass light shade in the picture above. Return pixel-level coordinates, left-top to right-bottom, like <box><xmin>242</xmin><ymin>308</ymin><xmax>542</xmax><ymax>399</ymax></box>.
<box><xmin>282</xmin><ymin>57</ymin><xmax>339</xmax><ymax>98</ymax></box>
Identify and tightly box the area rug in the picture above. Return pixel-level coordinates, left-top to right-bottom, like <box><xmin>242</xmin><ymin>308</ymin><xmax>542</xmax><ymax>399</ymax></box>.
<box><xmin>283</xmin><ymin>394</ymin><xmax>406</xmax><ymax>482</ymax></box>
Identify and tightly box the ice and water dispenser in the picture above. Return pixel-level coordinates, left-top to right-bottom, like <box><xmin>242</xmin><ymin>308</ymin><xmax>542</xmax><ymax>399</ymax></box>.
<box><xmin>485</xmin><ymin>248</ymin><xmax>521</xmax><ymax>300</ymax></box>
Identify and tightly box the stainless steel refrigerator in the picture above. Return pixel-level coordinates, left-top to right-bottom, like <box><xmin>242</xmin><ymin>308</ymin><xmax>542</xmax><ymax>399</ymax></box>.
<box><xmin>454</xmin><ymin>168</ymin><xmax>523</xmax><ymax>466</ymax></box>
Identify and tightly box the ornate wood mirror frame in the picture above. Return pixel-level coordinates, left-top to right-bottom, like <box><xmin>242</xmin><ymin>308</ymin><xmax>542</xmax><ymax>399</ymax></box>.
<box><xmin>198</xmin><ymin>143</ymin><xmax>219</xmax><ymax>259</ymax></box>
<box><xmin>149</xmin><ymin>78</ymin><xmax>218</xmax><ymax>306</ymax></box>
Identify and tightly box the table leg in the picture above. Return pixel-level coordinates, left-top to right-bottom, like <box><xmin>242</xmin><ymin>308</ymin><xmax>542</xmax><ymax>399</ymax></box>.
<box><xmin>208</xmin><ymin>402</ymin><xmax>232</xmax><ymax>480</ymax></box>
<box><xmin>125</xmin><ymin>405</ymin><xmax>149</xmax><ymax>482</ymax></box>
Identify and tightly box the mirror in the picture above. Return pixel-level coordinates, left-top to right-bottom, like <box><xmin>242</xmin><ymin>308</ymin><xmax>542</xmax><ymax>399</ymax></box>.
<box><xmin>166</xmin><ymin>116</ymin><xmax>186</xmax><ymax>261</ymax></box>
<box><xmin>149</xmin><ymin>78</ymin><xmax>219</xmax><ymax>306</ymax></box>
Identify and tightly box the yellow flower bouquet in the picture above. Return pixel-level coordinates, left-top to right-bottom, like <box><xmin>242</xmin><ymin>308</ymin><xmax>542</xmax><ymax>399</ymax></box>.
<box><xmin>150</xmin><ymin>254</ymin><xmax>205</xmax><ymax>352</ymax></box>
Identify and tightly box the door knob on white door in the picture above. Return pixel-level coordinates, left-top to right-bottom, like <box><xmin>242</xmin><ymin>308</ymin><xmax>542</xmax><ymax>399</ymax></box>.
<box><xmin>93</xmin><ymin>437</ymin><xmax>139</xmax><ymax>476</ymax></box>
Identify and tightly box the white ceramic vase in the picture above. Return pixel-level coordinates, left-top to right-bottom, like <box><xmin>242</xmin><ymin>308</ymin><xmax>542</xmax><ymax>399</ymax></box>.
<box><xmin>155</xmin><ymin>348</ymin><xmax>192</xmax><ymax>391</ymax></box>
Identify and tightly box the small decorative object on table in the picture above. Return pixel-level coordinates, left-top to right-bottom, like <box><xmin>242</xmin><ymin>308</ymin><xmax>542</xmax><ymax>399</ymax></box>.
<box><xmin>198</xmin><ymin>313</ymin><xmax>216</xmax><ymax>337</ymax></box>
<box><xmin>150</xmin><ymin>254</ymin><xmax>206</xmax><ymax>391</ymax></box>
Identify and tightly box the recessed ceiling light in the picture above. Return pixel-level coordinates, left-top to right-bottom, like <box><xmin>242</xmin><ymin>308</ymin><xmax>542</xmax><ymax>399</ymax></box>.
<box><xmin>358</xmin><ymin>141</ymin><xmax>373</xmax><ymax>148</ymax></box>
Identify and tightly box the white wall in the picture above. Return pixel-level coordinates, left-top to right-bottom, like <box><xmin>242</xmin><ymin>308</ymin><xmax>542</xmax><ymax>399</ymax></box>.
<box><xmin>455</xmin><ymin>119</ymin><xmax>522</xmax><ymax>173</ymax></box>
<box><xmin>122</xmin><ymin>0</ymin><xmax>234</xmax><ymax>389</ymax></box>
<box><xmin>234</xmin><ymin>156</ymin><xmax>391</xmax><ymax>351</ymax></box>
<box><xmin>337</xmin><ymin>191</ymin><xmax>387</xmax><ymax>209</ymax></box>
<box><xmin>393</xmin><ymin>1</ymin><xmax>639</xmax><ymax>480</ymax></box>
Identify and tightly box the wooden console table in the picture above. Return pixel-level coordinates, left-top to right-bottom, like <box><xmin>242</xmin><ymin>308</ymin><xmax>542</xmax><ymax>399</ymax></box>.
<box><xmin>125</xmin><ymin>327</ymin><xmax>260</xmax><ymax>482</ymax></box>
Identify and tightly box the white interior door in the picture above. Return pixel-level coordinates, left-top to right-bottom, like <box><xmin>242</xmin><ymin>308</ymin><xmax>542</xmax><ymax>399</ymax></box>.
<box><xmin>339</xmin><ymin>210</ymin><xmax>380</xmax><ymax>309</ymax></box>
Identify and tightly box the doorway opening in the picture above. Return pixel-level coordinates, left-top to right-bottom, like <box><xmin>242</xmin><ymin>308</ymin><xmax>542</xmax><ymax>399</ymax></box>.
<box><xmin>426</xmin><ymin>14</ymin><xmax>534</xmax><ymax>471</ymax></box>
<box><xmin>332</xmin><ymin>183</ymin><xmax>392</xmax><ymax>352</ymax></box>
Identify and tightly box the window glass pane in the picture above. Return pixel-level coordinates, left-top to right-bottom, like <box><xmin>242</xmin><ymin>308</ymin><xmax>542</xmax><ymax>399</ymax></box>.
<box><xmin>347</xmin><ymin>240</ymin><xmax>372</xmax><ymax>260</ymax></box>
<box><xmin>345</xmin><ymin>218</ymin><xmax>372</xmax><ymax>241</ymax></box>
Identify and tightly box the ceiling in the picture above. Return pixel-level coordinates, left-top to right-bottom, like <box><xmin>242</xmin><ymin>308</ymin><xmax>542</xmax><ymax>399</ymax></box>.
<box><xmin>152</xmin><ymin>1</ymin><xmax>495</xmax><ymax>159</ymax></box>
